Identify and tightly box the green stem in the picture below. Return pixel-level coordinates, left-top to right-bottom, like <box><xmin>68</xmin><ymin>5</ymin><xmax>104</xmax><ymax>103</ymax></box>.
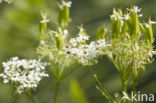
<box><xmin>54</xmin><ymin>81</ymin><xmax>60</xmax><ymax>103</ymax></box>
<box><xmin>132</xmin><ymin>78</ymin><xmax>138</xmax><ymax>103</ymax></box>
<box><xmin>132</xmin><ymin>82</ymin><xmax>136</xmax><ymax>95</ymax></box>
<box><xmin>122</xmin><ymin>80</ymin><xmax>127</xmax><ymax>92</ymax></box>
<box><xmin>88</xmin><ymin>66</ymin><xmax>116</xmax><ymax>103</ymax></box>
<box><xmin>27</xmin><ymin>91</ymin><xmax>36</xmax><ymax>103</ymax></box>
<box><xmin>119</xmin><ymin>71</ymin><xmax>127</xmax><ymax>93</ymax></box>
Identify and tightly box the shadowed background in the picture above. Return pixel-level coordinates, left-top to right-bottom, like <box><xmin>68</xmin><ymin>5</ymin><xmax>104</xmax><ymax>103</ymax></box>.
<box><xmin>0</xmin><ymin>0</ymin><xmax>156</xmax><ymax>103</ymax></box>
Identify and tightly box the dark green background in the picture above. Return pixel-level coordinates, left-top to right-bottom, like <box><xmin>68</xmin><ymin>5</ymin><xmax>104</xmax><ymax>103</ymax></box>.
<box><xmin>0</xmin><ymin>0</ymin><xmax>156</xmax><ymax>103</ymax></box>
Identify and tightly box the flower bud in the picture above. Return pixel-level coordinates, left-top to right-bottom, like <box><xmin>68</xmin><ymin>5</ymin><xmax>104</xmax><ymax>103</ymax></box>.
<box><xmin>78</xmin><ymin>26</ymin><xmax>87</xmax><ymax>36</ymax></box>
<box><xmin>127</xmin><ymin>7</ymin><xmax>140</xmax><ymax>41</ymax></box>
<box><xmin>110</xmin><ymin>9</ymin><xmax>122</xmax><ymax>39</ymax></box>
<box><xmin>39</xmin><ymin>13</ymin><xmax>49</xmax><ymax>40</ymax></box>
<box><xmin>58</xmin><ymin>1</ymin><xmax>71</xmax><ymax>29</ymax></box>
<box><xmin>96</xmin><ymin>25</ymin><xmax>106</xmax><ymax>40</ymax></box>
<box><xmin>145</xmin><ymin>19</ymin><xmax>154</xmax><ymax>44</ymax></box>
<box><xmin>121</xmin><ymin>14</ymin><xmax>129</xmax><ymax>34</ymax></box>
<box><xmin>140</xmin><ymin>23</ymin><xmax>148</xmax><ymax>43</ymax></box>
<box><xmin>56</xmin><ymin>35</ymin><xmax>63</xmax><ymax>50</ymax></box>
<box><xmin>55</xmin><ymin>28</ymin><xmax>64</xmax><ymax>50</ymax></box>
<box><xmin>140</xmin><ymin>19</ymin><xmax>154</xmax><ymax>44</ymax></box>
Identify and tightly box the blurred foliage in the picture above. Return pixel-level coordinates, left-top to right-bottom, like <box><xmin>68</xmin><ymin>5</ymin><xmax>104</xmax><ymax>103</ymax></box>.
<box><xmin>70</xmin><ymin>79</ymin><xmax>89</xmax><ymax>103</ymax></box>
<box><xmin>0</xmin><ymin>0</ymin><xmax>156</xmax><ymax>103</ymax></box>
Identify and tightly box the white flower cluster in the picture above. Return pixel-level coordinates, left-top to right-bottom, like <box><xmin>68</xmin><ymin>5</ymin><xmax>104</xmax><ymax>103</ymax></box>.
<box><xmin>0</xmin><ymin>57</ymin><xmax>49</xmax><ymax>94</ymax></box>
<box><xmin>130</xmin><ymin>6</ymin><xmax>141</xmax><ymax>13</ymax></box>
<box><xmin>59</xmin><ymin>34</ymin><xmax>109</xmax><ymax>65</ymax></box>
<box><xmin>62</xmin><ymin>0</ymin><xmax>72</xmax><ymax>8</ymax></box>
<box><xmin>69</xmin><ymin>34</ymin><xmax>89</xmax><ymax>46</ymax></box>
<box><xmin>59</xmin><ymin>0</ymin><xmax>72</xmax><ymax>10</ymax></box>
<box><xmin>110</xmin><ymin>6</ymin><xmax>143</xmax><ymax>26</ymax></box>
<box><xmin>40</xmin><ymin>13</ymin><xmax>49</xmax><ymax>23</ymax></box>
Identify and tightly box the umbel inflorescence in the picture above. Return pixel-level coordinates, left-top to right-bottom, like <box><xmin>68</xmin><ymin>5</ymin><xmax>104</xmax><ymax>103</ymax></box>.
<box><xmin>59</xmin><ymin>29</ymin><xmax>110</xmax><ymax>65</ymax></box>
<box><xmin>0</xmin><ymin>57</ymin><xmax>49</xmax><ymax>94</ymax></box>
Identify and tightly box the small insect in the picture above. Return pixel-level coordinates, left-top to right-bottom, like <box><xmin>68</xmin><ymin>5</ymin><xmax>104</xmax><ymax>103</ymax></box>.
<box><xmin>67</xmin><ymin>51</ymin><xmax>71</xmax><ymax>54</ymax></box>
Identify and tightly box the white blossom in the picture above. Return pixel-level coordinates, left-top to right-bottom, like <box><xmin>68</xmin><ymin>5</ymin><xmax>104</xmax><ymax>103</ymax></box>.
<box><xmin>69</xmin><ymin>34</ymin><xmax>89</xmax><ymax>46</ymax></box>
<box><xmin>40</xmin><ymin>19</ymin><xmax>50</xmax><ymax>23</ymax></box>
<box><xmin>138</xmin><ymin>14</ymin><xmax>143</xmax><ymax>17</ymax></box>
<box><xmin>0</xmin><ymin>57</ymin><xmax>49</xmax><ymax>94</ymax></box>
<box><xmin>40</xmin><ymin>40</ymin><xmax>45</xmax><ymax>45</ymax></box>
<box><xmin>63</xmin><ymin>29</ymin><xmax>68</xmax><ymax>35</ymax></box>
<box><xmin>122</xmin><ymin>14</ymin><xmax>130</xmax><ymax>20</ymax></box>
<box><xmin>62</xmin><ymin>1</ymin><xmax>72</xmax><ymax>7</ymax></box>
<box><xmin>60</xmin><ymin>34</ymin><xmax>110</xmax><ymax>65</ymax></box>
<box><xmin>150</xmin><ymin>21</ymin><xmax>156</xmax><ymax>24</ymax></box>
<box><xmin>129</xmin><ymin>6</ymin><xmax>141</xmax><ymax>13</ymax></box>
<box><xmin>40</xmin><ymin>13</ymin><xmax>49</xmax><ymax>23</ymax></box>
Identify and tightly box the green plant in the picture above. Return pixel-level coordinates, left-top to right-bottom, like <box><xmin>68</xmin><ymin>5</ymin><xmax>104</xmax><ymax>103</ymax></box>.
<box><xmin>0</xmin><ymin>1</ymin><xmax>156</xmax><ymax>103</ymax></box>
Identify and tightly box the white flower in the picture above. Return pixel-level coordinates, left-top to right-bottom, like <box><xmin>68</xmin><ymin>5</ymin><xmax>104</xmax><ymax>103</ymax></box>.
<box><xmin>150</xmin><ymin>21</ymin><xmax>156</xmax><ymax>24</ymax></box>
<box><xmin>63</xmin><ymin>29</ymin><xmax>68</xmax><ymax>35</ymax></box>
<box><xmin>145</xmin><ymin>23</ymin><xmax>150</xmax><ymax>28</ymax></box>
<box><xmin>69</xmin><ymin>34</ymin><xmax>89</xmax><ymax>46</ymax></box>
<box><xmin>40</xmin><ymin>13</ymin><xmax>50</xmax><ymax>23</ymax></box>
<box><xmin>62</xmin><ymin>1</ymin><xmax>72</xmax><ymax>7</ymax></box>
<box><xmin>60</xmin><ymin>34</ymin><xmax>109</xmax><ymax>65</ymax></box>
<box><xmin>40</xmin><ymin>40</ymin><xmax>45</xmax><ymax>45</ymax></box>
<box><xmin>40</xmin><ymin>19</ymin><xmax>50</xmax><ymax>23</ymax></box>
<box><xmin>130</xmin><ymin>6</ymin><xmax>141</xmax><ymax>13</ymax></box>
<box><xmin>0</xmin><ymin>57</ymin><xmax>49</xmax><ymax>94</ymax></box>
<box><xmin>122</xmin><ymin>15</ymin><xmax>129</xmax><ymax>20</ymax></box>
<box><xmin>138</xmin><ymin>14</ymin><xmax>143</xmax><ymax>17</ymax></box>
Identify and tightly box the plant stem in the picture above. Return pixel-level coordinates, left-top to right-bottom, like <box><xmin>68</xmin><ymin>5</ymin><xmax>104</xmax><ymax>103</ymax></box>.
<box><xmin>122</xmin><ymin>80</ymin><xmax>127</xmax><ymax>92</ymax></box>
<box><xmin>88</xmin><ymin>66</ymin><xmax>116</xmax><ymax>103</ymax></box>
<box><xmin>12</xmin><ymin>85</ymin><xmax>19</xmax><ymax>103</ymax></box>
<box><xmin>119</xmin><ymin>71</ymin><xmax>127</xmax><ymax>93</ymax></box>
<box><xmin>54</xmin><ymin>81</ymin><xmax>60</xmax><ymax>103</ymax></box>
<box><xmin>27</xmin><ymin>91</ymin><xmax>36</xmax><ymax>103</ymax></box>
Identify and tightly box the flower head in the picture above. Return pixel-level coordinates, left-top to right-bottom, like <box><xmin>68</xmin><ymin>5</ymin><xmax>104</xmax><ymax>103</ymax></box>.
<box><xmin>62</xmin><ymin>0</ymin><xmax>72</xmax><ymax>8</ymax></box>
<box><xmin>129</xmin><ymin>6</ymin><xmax>141</xmax><ymax>13</ymax></box>
<box><xmin>40</xmin><ymin>13</ymin><xmax>50</xmax><ymax>23</ymax></box>
<box><xmin>59</xmin><ymin>33</ymin><xmax>110</xmax><ymax>65</ymax></box>
<box><xmin>0</xmin><ymin>57</ymin><xmax>49</xmax><ymax>94</ymax></box>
